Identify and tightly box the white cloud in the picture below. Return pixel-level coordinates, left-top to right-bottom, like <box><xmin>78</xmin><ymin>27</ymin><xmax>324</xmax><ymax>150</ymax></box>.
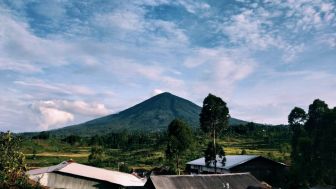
<box><xmin>0</xmin><ymin>9</ymin><xmax>87</xmax><ymax>73</ymax></box>
<box><xmin>184</xmin><ymin>48</ymin><xmax>255</xmax><ymax>99</ymax></box>
<box><xmin>176</xmin><ymin>0</ymin><xmax>210</xmax><ymax>14</ymax></box>
<box><xmin>31</xmin><ymin>104</ymin><xmax>74</xmax><ymax>130</ymax></box>
<box><xmin>36</xmin><ymin>100</ymin><xmax>109</xmax><ymax>116</ymax></box>
<box><xmin>317</xmin><ymin>33</ymin><xmax>336</xmax><ymax>48</ymax></box>
<box><xmin>105</xmin><ymin>57</ymin><xmax>185</xmax><ymax>90</ymax></box>
<box><xmin>274</xmin><ymin>0</ymin><xmax>335</xmax><ymax>31</ymax></box>
<box><xmin>39</xmin><ymin>108</ymin><xmax>74</xmax><ymax>130</ymax></box>
<box><xmin>30</xmin><ymin>100</ymin><xmax>110</xmax><ymax>130</ymax></box>
<box><xmin>230</xmin><ymin>70</ymin><xmax>336</xmax><ymax>124</ymax></box>
<box><xmin>221</xmin><ymin>9</ymin><xmax>279</xmax><ymax>49</ymax></box>
<box><xmin>94</xmin><ymin>10</ymin><xmax>145</xmax><ymax>32</ymax></box>
<box><xmin>152</xmin><ymin>89</ymin><xmax>164</xmax><ymax>95</ymax></box>
<box><xmin>148</xmin><ymin>20</ymin><xmax>189</xmax><ymax>46</ymax></box>
<box><xmin>14</xmin><ymin>79</ymin><xmax>95</xmax><ymax>96</ymax></box>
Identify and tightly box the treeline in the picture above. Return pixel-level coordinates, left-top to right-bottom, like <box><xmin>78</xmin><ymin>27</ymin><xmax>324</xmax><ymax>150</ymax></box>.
<box><xmin>30</xmin><ymin>130</ymin><xmax>167</xmax><ymax>149</ymax></box>
<box><xmin>31</xmin><ymin>123</ymin><xmax>290</xmax><ymax>149</ymax></box>
<box><xmin>288</xmin><ymin>99</ymin><xmax>336</xmax><ymax>188</ymax></box>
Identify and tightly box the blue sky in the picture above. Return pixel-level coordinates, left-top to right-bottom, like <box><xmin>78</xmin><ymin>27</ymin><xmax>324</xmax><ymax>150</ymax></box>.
<box><xmin>0</xmin><ymin>0</ymin><xmax>335</xmax><ymax>132</ymax></box>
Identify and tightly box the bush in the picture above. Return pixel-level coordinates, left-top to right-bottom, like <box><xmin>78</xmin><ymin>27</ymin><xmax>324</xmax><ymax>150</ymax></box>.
<box><xmin>88</xmin><ymin>146</ymin><xmax>106</xmax><ymax>166</ymax></box>
<box><xmin>0</xmin><ymin>131</ymin><xmax>40</xmax><ymax>188</ymax></box>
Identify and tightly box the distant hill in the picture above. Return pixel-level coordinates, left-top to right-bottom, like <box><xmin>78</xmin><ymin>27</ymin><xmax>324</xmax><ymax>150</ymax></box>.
<box><xmin>48</xmin><ymin>92</ymin><xmax>248</xmax><ymax>136</ymax></box>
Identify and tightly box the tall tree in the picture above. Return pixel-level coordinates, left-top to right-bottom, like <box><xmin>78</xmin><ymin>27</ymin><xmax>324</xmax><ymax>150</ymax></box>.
<box><xmin>200</xmin><ymin>94</ymin><xmax>229</xmax><ymax>173</ymax></box>
<box><xmin>288</xmin><ymin>107</ymin><xmax>307</xmax><ymax>161</ymax></box>
<box><xmin>288</xmin><ymin>107</ymin><xmax>307</xmax><ymax>126</ymax></box>
<box><xmin>288</xmin><ymin>100</ymin><xmax>336</xmax><ymax>187</ymax></box>
<box><xmin>165</xmin><ymin>119</ymin><xmax>194</xmax><ymax>175</ymax></box>
<box><xmin>305</xmin><ymin>99</ymin><xmax>329</xmax><ymax>135</ymax></box>
<box><xmin>288</xmin><ymin>107</ymin><xmax>307</xmax><ymax>188</ymax></box>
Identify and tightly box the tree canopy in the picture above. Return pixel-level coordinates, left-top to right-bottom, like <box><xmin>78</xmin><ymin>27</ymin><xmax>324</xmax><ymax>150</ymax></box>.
<box><xmin>165</xmin><ymin>119</ymin><xmax>194</xmax><ymax>175</ymax></box>
<box><xmin>200</xmin><ymin>94</ymin><xmax>230</xmax><ymax>135</ymax></box>
<box><xmin>0</xmin><ymin>131</ymin><xmax>38</xmax><ymax>188</ymax></box>
<box><xmin>288</xmin><ymin>99</ymin><xmax>336</xmax><ymax>188</ymax></box>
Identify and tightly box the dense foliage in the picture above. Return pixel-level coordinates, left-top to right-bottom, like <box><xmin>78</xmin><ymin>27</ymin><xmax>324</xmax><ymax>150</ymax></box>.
<box><xmin>204</xmin><ymin>142</ymin><xmax>225</xmax><ymax>167</ymax></box>
<box><xmin>0</xmin><ymin>132</ymin><xmax>39</xmax><ymax>188</ymax></box>
<box><xmin>88</xmin><ymin>146</ymin><xmax>106</xmax><ymax>166</ymax></box>
<box><xmin>288</xmin><ymin>99</ymin><xmax>336</xmax><ymax>188</ymax></box>
<box><xmin>165</xmin><ymin>119</ymin><xmax>194</xmax><ymax>174</ymax></box>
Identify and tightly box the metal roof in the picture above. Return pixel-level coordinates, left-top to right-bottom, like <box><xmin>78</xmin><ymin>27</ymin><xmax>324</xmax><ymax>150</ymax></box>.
<box><xmin>27</xmin><ymin>161</ymin><xmax>146</xmax><ymax>187</ymax></box>
<box><xmin>27</xmin><ymin>161</ymin><xmax>69</xmax><ymax>175</ymax></box>
<box><xmin>186</xmin><ymin>155</ymin><xmax>259</xmax><ymax>170</ymax></box>
<box><xmin>148</xmin><ymin>173</ymin><xmax>262</xmax><ymax>189</ymax></box>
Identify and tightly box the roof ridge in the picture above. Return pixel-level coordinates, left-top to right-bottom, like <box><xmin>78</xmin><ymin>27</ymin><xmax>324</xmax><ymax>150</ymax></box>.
<box><xmin>151</xmin><ymin>172</ymin><xmax>252</xmax><ymax>178</ymax></box>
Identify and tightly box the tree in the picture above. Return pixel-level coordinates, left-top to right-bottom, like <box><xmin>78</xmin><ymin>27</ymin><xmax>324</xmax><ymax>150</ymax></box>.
<box><xmin>0</xmin><ymin>131</ymin><xmax>34</xmax><ymax>188</ymax></box>
<box><xmin>62</xmin><ymin>135</ymin><xmax>81</xmax><ymax>145</ymax></box>
<box><xmin>288</xmin><ymin>100</ymin><xmax>336</xmax><ymax>187</ymax></box>
<box><xmin>288</xmin><ymin>107</ymin><xmax>307</xmax><ymax>126</ymax></box>
<box><xmin>204</xmin><ymin>142</ymin><xmax>225</xmax><ymax>168</ymax></box>
<box><xmin>288</xmin><ymin>107</ymin><xmax>306</xmax><ymax>161</ymax></box>
<box><xmin>88</xmin><ymin>146</ymin><xmax>106</xmax><ymax>166</ymax></box>
<box><xmin>165</xmin><ymin>119</ymin><xmax>194</xmax><ymax>175</ymax></box>
<box><xmin>32</xmin><ymin>131</ymin><xmax>50</xmax><ymax>140</ymax></box>
<box><xmin>200</xmin><ymin>94</ymin><xmax>229</xmax><ymax>173</ymax></box>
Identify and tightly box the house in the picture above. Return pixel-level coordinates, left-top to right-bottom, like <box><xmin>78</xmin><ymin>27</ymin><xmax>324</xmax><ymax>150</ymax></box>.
<box><xmin>27</xmin><ymin>160</ymin><xmax>147</xmax><ymax>189</ymax></box>
<box><xmin>144</xmin><ymin>172</ymin><xmax>269</xmax><ymax>189</ymax></box>
<box><xmin>186</xmin><ymin>155</ymin><xmax>287</xmax><ymax>187</ymax></box>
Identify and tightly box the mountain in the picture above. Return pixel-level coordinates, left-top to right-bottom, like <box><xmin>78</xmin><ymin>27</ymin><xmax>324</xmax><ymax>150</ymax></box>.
<box><xmin>49</xmin><ymin>92</ymin><xmax>248</xmax><ymax>136</ymax></box>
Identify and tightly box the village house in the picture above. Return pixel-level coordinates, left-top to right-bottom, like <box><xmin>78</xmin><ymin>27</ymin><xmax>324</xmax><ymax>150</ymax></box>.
<box><xmin>27</xmin><ymin>160</ymin><xmax>147</xmax><ymax>189</ymax></box>
<box><xmin>145</xmin><ymin>172</ymin><xmax>270</xmax><ymax>189</ymax></box>
<box><xmin>186</xmin><ymin>155</ymin><xmax>288</xmax><ymax>187</ymax></box>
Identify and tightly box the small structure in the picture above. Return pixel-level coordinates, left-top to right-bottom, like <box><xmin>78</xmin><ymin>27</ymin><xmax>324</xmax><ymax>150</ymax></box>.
<box><xmin>27</xmin><ymin>161</ymin><xmax>146</xmax><ymax>189</ymax></box>
<box><xmin>186</xmin><ymin>155</ymin><xmax>287</xmax><ymax>187</ymax></box>
<box><xmin>145</xmin><ymin>172</ymin><xmax>267</xmax><ymax>189</ymax></box>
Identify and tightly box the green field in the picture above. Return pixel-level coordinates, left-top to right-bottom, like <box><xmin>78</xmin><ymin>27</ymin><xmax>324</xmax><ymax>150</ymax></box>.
<box><xmin>22</xmin><ymin>135</ymin><xmax>291</xmax><ymax>171</ymax></box>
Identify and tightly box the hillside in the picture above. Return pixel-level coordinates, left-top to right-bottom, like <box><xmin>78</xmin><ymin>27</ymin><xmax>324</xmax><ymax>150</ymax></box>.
<box><xmin>48</xmin><ymin>92</ymin><xmax>248</xmax><ymax>136</ymax></box>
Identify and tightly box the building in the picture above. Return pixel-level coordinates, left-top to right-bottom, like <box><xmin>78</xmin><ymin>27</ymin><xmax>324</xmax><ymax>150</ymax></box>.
<box><xmin>27</xmin><ymin>160</ymin><xmax>146</xmax><ymax>189</ymax></box>
<box><xmin>186</xmin><ymin>155</ymin><xmax>287</xmax><ymax>187</ymax></box>
<box><xmin>145</xmin><ymin>172</ymin><xmax>269</xmax><ymax>189</ymax></box>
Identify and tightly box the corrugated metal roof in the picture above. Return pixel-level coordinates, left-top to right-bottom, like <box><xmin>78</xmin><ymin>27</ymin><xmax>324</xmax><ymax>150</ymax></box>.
<box><xmin>27</xmin><ymin>161</ymin><xmax>146</xmax><ymax>187</ymax></box>
<box><xmin>187</xmin><ymin>155</ymin><xmax>259</xmax><ymax>170</ymax></box>
<box><xmin>148</xmin><ymin>173</ymin><xmax>262</xmax><ymax>189</ymax></box>
<box><xmin>27</xmin><ymin>161</ymin><xmax>69</xmax><ymax>175</ymax></box>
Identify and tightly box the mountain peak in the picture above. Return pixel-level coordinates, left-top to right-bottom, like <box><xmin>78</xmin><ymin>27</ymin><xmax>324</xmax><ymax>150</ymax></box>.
<box><xmin>49</xmin><ymin>92</ymin><xmax>248</xmax><ymax>136</ymax></box>
<box><xmin>154</xmin><ymin>92</ymin><xmax>174</xmax><ymax>97</ymax></box>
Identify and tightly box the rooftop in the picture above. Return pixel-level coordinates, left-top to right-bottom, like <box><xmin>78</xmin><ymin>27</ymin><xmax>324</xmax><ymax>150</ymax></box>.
<box><xmin>147</xmin><ymin>173</ymin><xmax>263</xmax><ymax>189</ymax></box>
<box><xmin>27</xmin><ymin>161</ymin><xmax>146</xmax><ymax>187</ymax></box>
<box><xmin>187</xmin><ymin>155</ymin><xmax>259</xmax><ymax>170</ymax></box>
